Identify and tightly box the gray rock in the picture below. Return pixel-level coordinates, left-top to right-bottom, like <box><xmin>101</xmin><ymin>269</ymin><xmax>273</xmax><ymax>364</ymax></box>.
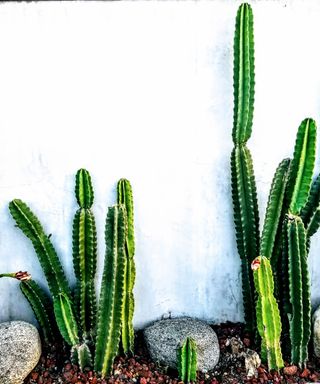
<box><xmin>143</xmin><ymin>317</ymin><xmax>219</xmax><ymax>372</ymax></box>
<box><xmin>313</xmin><ymin>306</ymin><xmax>320</xmax><ymax>357</ymax></box>
<box><xmin>0</xmin><ymin>321</ymin><xmax>41</xmax><ymax>384</ymax></box>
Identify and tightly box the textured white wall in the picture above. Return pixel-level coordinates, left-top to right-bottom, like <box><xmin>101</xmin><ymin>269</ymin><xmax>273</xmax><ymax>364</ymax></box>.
<box><xmin>0</xmin><ymin>0</ymin><xmax>320</xmax><ymax>330</ymax></box>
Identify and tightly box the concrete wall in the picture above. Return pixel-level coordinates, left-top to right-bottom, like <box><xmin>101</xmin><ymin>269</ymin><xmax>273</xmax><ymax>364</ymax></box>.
<box><xmin>0</xmin><ymin>0</ymin><xmax>320</xmax><ymax>330</ymax></box>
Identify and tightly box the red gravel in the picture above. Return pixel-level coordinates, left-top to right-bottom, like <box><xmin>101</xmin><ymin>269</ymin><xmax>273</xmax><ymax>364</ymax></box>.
<box><xmin>24</xmin><ymin>323</ymin><xmax>320</xmax><ymax>384</ymax></box>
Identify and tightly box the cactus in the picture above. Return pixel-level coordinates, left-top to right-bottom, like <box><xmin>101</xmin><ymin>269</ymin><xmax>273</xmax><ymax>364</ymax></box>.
<box><xmin>9</xmin><ymin>199</ymin><xmax>71</xmax><ymax>298</ymax></box>
<box><xmin>72</xmin><ymin>342</ymin><xmax>93</xmax><ymax>370</ymax></box>
<box><xmin>94</xmin><ymin>205</ymin><xmax>127</xmax><ymax>378</ymax></box>
<box><xmin>177</xmin><ymin>338</ymin><xmax>197</xmax><ymax>383</ymax></box>
<box><xmin>73</xmin><ymin>169</ymin><xmax>97</xmax><ymax>340</ymax></box>
<box><xmin>177</xmin><ymin>337</ymin><xmax>197</xmax><ymax>383</ymax></box>
<box><xmin>231</xmin><ymin>3</ymin><xmax>259</xmax><ymax>333</ymax></box>
<box><xmin>286</xmin><ymin>215</ymin><xmax>311</xmax><ymax>366</ymax></box>
<box><xmin>252</xmin><ymin>256</ymin><xmax>283</xmax><ymax>370</ymax></box>
<box><xmin>117</xmin><ymin>179</ymin><xmax>135</xmax><ymax>354</ymax></box>
<box><xmin>53</xmin><ymin>292</ymin><xmax>79</xmax><ymax>346</ymax></box>
<box><xmin>20</xmin><ymin>279</ymin><xmax>56</xmax><ymax>343</ymax></box>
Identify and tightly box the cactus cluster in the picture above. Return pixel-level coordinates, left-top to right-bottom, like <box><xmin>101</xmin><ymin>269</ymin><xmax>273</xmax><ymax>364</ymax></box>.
<box><xmin>231</xmin><ymin>3</ymin><xmax>320</xmax><ymax>369</ymax></box>
<box><xmin>177</xmin><ymin>337</ymin><xmax>197</xmax><ymax>383</ymax></box>
<box><xmin>7</xmin><ymin>170</ymin><xmax>136</xmax><ymax>377</ymax></box>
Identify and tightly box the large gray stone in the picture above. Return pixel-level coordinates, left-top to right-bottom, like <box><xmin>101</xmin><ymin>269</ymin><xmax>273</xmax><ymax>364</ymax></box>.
<box><xmin>0</xmin><ymin>321</ymin><xmax>41</xmax><ymax>384</ymax></box>
<box><xmin>313</xmin><ymin>306</ymin><xmax>320</xmax><ymax>357</ymax></box>
<box><xmin>143</xmin><ymin>317</ymin><xmax>219</xmax><ymax>372</ymax></box>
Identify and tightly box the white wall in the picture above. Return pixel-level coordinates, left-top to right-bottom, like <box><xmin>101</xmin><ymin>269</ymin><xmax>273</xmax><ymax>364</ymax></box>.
<box><xmin>0</xmin><ymin>0</ymin><xmax>320</xmax><ymax>330</ymax></box>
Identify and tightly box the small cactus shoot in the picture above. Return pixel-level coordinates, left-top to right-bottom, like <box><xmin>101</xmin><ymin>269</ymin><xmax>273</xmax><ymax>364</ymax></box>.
<box><xmin>177</xmin><ymin>337</ymin><xmax>197</xmax><ymax>383</ymax></box>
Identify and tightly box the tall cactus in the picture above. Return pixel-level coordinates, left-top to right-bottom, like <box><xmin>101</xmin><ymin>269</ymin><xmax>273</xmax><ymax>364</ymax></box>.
<box><xmin>117</xmin><ymin>179</ymin><xmax>135</xmax><ymax>354</ymax></box>
<box><xmin>177</xmin><ymin>337</ymin><xmax>197</xmax><ymax>383</ymax></box>
<box><xmin>94</xmin><ymin>205</ymin><xmax>127</xmax><ymax>378</ymax></box>
<box><xmin>252</xmin><ymin>257</ymin><xmax>283</xmax><ymax>370</ymax></box>
<box><xmin>231</xmin><ymin>3</ymin><xmax>259</xmax><ymax>333</ymax></box>
<box><xmin>73</xmin><ymin>169</ymin><xmax>97</xmax><ymax>340</ymax></box>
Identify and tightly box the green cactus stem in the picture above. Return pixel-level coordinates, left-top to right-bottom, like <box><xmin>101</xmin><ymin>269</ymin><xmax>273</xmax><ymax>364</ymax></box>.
<box><xmin>231</xmin><ymin>145</ymin><xmax>259</xmax><ymax>332</ymax></box>
<box><xmin>177</xmin><ymin>337</ymin><xmax>197</xmax><ymax>383</ymax></box>
<box><xmin>286</xmin><ymin>118</ymin><xmax>317</xmax><ymax>216</ymax></box>
<box><xmin>71</xmin><ymin>342</ymin><xmax>93</xmax><ymax>370</ymax></box>
<box><xmin>53</xmin><ymin>292</ymin><xmax>79</xmax><ymax>347</ymax></box>
<box><xmin>287</xmin><ymin>215</ymin><xmax>311</xmax><ymax>367</ymax></box>
<box><xmin>73</xmin><ymin>169</ymin><xmax>97</xmax><ymax>340</ymax></box>
<box><xmin>75</xmin><ymin>168</ymin><xmax>94</xmax><ymax>209</ymax></box>
<box><xmin>260</xmin><ymin>159</ymin><xmax>290</xmax><ymax>260</ymax></box>
<box><xmin>20</xmin><ymin>279</ymin><xmax>56</xmax><ymax>343</ymax></box>
<box><xmin>233</xmin><ymin>3</ymin><xmax>255</xmax><ymax>145</ymax></box>
<box><xmin>252</xmin><ymin>256</ymin><xmax>283</xmax><ymax>370</ymax></box>
<box><xmin>94</xmin><ymin>205</ymin><xmax>127</xmax><ymax>378</ymax></box>
<box><xmin>117</xmin><ymin>178</ymin><xmax>135</xmax><ymax>354</ymax></box>
<box><xmin>9</xmin><ymin>199</ymin><xmax>71</xmax><ymax>298</ymax></box>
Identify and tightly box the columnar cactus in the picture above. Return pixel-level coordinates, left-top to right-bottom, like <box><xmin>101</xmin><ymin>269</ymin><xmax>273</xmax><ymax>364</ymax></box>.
<box><xmin>252</xmin><ymin>257</ymin><xmax>283</xmax><ymax>370</ymax></box>
<box><xmin>73</xmin><ymin>169</ymin><xmax>97</xmax><ymax>340</ymax></box>
<box><xmin>177</xmin><ymin>337</ymin><xmax>197</xmax><ymax>383</ymax></box>
<box><xmin>94</xmin><ymin>205</ymin><xmax>127</xmax><ymax>378</ymax></box>
<box><xmin>231</xmin><ymin>3</ymin><xmax>259</xmax><ymax>333</ymax></box>
<box><xmin>117</xmin><ymin>178</ymin><xmax>136</xmax><ymax>354</ymax></box>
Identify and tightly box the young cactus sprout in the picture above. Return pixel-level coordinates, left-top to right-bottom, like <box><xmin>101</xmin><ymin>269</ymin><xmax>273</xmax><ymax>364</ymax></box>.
<box><xmin>177</xmin><ymin>337</ymin><xmax>197</xmax><ymax>383</ymax></box>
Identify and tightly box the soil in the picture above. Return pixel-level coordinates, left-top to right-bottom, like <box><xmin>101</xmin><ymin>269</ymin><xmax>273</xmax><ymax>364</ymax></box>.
<box><xmin>24</xmin><ymin>323</ymin><xmax>320</xmax><ymax>384</ymax></box>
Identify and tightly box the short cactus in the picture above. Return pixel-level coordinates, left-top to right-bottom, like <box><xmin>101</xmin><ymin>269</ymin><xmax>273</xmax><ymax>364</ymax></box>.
<box><xmin>252</xmin><ymin>256</ymin><xmax>283</xmax><ymax>370</ymax></box>
<box><xmin>177</xmin><ymin>337</ymin><xmax>197</xmax><ymax>383</ymax></box>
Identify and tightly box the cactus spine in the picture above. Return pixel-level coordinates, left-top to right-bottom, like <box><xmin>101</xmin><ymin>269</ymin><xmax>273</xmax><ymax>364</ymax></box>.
<box><xmin>231</xmin><ymin>3</ymin><xmax>259</xmax><ymax>333</ymax></box>
<box><xmin>177</xmin><ymin>337</ymin><xmax>197</xmax><ymax>383</ymax></box>
<box><xmin>117</xmin><ymin>179</ymin><xmax>135</xmax><ymax>354</ymax></box>
<box><xmin>94</xmin><ymin>205</ymin><xmax>127</xmax><ymax>378</ymax></box>
<box><xmin>252</xmin><ymin>257</ymin><xmax>283</xmax><ymax>370</ymax></box>
<box><xmin>73</xmin><ymin>169</ymin><xmax>97</xmax><ymax>340</ymax></box>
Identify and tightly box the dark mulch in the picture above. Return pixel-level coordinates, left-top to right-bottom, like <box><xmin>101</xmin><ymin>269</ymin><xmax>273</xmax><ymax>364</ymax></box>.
<box><xmin>24</xmin><ymin>322</ymin><xmax>320</xmax><ymax>384</ymax></box>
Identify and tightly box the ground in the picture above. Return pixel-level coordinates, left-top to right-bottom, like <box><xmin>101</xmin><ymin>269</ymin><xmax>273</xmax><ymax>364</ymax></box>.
<box><xmin>24</xmin><ymin>323</ymin><xmax>320</xmax><ymax>384</ymax></box>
